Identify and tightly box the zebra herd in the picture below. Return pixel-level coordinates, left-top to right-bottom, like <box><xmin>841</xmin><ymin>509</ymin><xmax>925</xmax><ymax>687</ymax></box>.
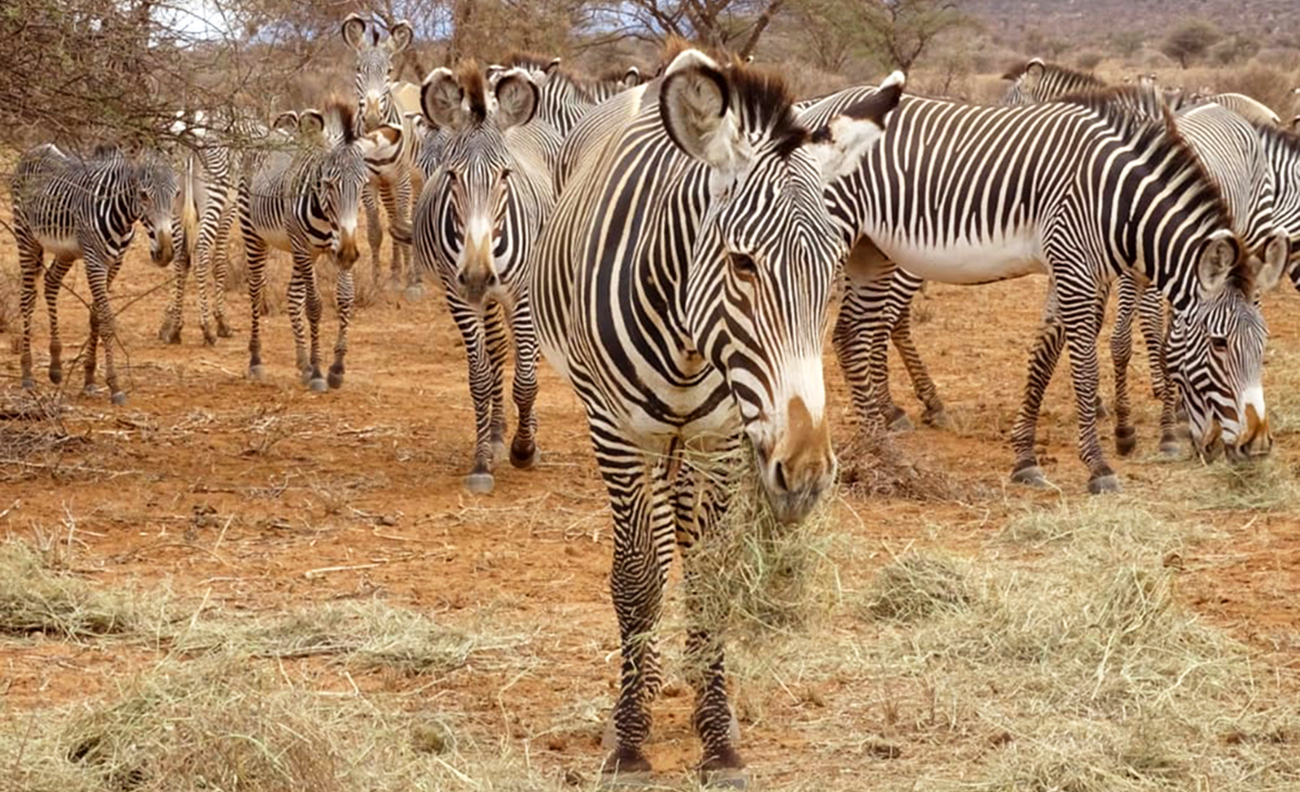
<box><xmin>9</xmin><ymin>25</ymin><xmax>1300</xmax><ymax>781</ymax></box>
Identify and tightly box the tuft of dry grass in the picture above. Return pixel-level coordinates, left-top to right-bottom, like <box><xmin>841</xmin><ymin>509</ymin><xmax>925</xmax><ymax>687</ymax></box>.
<box><xmin>862</xmin><ymin>552</ymin><xmax>972</xmax><ymax>623</ymax></box>
<box><xmin>0</xmin><ymin>539</ymin><xmax>153</xmax><ymax>640</ymax></box>
<box><xmin>836</xmin><ymin>429</ymin><xmax>970</xmax><ymax>502</ymax></box>
<box><xmin>1160</xmin><ymin>458</ymin><xmax>1300</xmax><ymax>513</ymax></box>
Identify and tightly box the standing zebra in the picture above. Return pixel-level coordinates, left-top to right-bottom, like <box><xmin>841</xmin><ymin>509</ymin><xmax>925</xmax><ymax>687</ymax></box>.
<box><xmin>413</xmin><ymin>63</ymin><xmax>561</xmax><ymax>493</ymax></box>
<box><xmin>813</xmin><ymin>83</ymin><xmax>1282</xmax><ymax>491</ymax></box>
<box><xmin>238</xmin><ymin>99</ymin><xmax>404</xmax><ymax>391</ymax></box>
<box><xmin>493</xmin><ymin>54</ymin><xmax>642</xmax><ymax>137</ymax></box>
<box><xmin>531</xmin><ymin>49</ymin><xmax>902</xmax><ymax>781</ymax></box>
<box><xmin>14</xmin><ymin>144</ymin><xmax>178</xmax><ymax>405</ymax></box>
<box><xmin>341</xmin><ymin>13</ymin><xmax>423</xmax><ymax>300</ymax></box>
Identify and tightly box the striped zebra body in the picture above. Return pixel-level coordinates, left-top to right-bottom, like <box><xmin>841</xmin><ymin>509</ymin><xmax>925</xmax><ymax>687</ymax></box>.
<box><xmin>13</xmin><ymin>144</ymin><xmax>177</xmax><ymax>404</ymax></box>
<box><xmin>497</xmin><ymin>54</ymin><xmax>642</xmax><ymax>138</ymax></box>
<box><xmin>817</xmin><ymin>84</ymin><xmax>1281</xmax><ymax>490</ymax></box>
<box><xmin>532</xmin><ymin>50</ymin><xmax>901</xmax><ymax>780</ymax></box>
<box><xmin>412</xmin><ymin>63</ymin><xmax>561</xmax><ymax>493</ymax></box>
<box><xmin>237</xmin><ymin>100</ymin><xmax>404</xmax><ymax>390</ymax></box>
<box><xmin>342</xmin><ymin>14</ymin><xmax>423</xmax><ymax>298</ymax></box>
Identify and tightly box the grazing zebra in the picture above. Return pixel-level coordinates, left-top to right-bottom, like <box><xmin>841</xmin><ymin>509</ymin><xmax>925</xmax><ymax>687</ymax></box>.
<box><xmin>412</xmin><ymin>63</ymin><xmax>561</xmax><ymax>493</ymax></box>
<box><xmin>811</xmin><ymin>83</ymin><xmax>1282</xmax><ymax>491</ymax></box>
<box><xmin>13</xmin><ymin>144</ymin><xmax>178</xmax><ymax>405</ymax></box>
<box><xmin>237</xmin><ymin>99</ymin><xmax>404</xmax><ymax>391</ymax></box>
<box><xmin>531</xmin><ymin>49</ymin><xmax>902</xmax><ymax>781</ymax></box>
<box><xmin>341</xmin><ymin>13</ymin><xmax>423</xmax><ymax>299</ymax></box>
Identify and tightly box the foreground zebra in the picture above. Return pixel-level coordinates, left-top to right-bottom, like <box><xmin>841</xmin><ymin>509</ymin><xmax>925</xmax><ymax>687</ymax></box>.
<box><xmin>342</xmin><ymin>13</ymin><xmax>423</xmax><ymax>299</ymax></box>
<box><xmin>238</xmin><ymin>99</ymin><xmax>404</xmax><ymax>390</ymax></box>
<box><xmin>812</xmin><ymin>83</ymin><xmax>1282</xmax><ymax>491</ymax></box>
<box><xmin>414</xmin><ymin>63</ymin><xmax>561</xmax><ymax>493</ymax></box>
<box><xmin>532</xmin><ymin>49</ymin><xmax>902</xmax><ymax>781</ymax></box>
<box><xmin>14</xmin><ymin>144</ymin><xmax>178</xmax><ymax>405</ymax></box>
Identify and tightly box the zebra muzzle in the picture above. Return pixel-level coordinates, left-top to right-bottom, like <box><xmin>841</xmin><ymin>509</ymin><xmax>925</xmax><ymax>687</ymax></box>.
<box><xmin>151</xmin><ymin>233</ymin><xmax>175</xmax><ymax>267</ymax></box>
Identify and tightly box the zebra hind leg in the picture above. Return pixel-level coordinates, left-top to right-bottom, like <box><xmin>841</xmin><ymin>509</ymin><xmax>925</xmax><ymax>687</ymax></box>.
<box><xmin>1110</xmin><ymin>274</ymin><xmax>1139</xmax><ymax>457</ymax></box>
<box><xmin>42</xmin><ymin>255</ymin><xmax>74</xmax><ymax>387</ymax></box>
<box><xmin>159</xmin><ymin>236</ymin><xmax>189</xmax><ymax>344</ymax></box>
<box><xmin>328</xmin><ymin>261</ymin><xmax>354</xmax><ymax>389</ymax></box>
<box><xmin>1009</xmin><ymin>299</ymin><xmax>1067</xmax><ymax>488</ymax></box>
<box><xmin>17</xmin><ymin>235</ymin><xmax>43</xmax><ymax>390</ymax></box>
<box><xmin>212</xmin><ymin>207</ymin><xmax>235</xmax><ymax>338</ymax></box>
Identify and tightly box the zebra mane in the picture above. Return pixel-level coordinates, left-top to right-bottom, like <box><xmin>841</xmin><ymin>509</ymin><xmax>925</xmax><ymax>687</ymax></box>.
<box><xmin>324</xmin><ymin>96</ymin><xmax>359</xmax><ymax>145</ymax></box>
<box><xmin>1248</xmin><ymin>115</ymin><xmax>1300</xmax><ymax>153</ymax></box>
<box><xmin>1002</xmin><ymin>58</ymin><xmax>1104</xmax><ymax>88</ymax></box>
<box><xmin>457</xmin><ymin>59</ymin><xmax>490</xmax><ymax>123</ymax></box>
<box><xmin>725</xmin><ymin>62</ymin><xmax>809</xmax><ymax>160</ymax></box>
<box><xmin>501</xmin><ymin>51</ymin><xmax>559</xmax><ymax>74</ymax></box>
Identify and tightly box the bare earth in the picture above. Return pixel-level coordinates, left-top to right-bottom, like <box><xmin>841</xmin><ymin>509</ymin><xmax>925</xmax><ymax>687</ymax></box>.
<box><xmin>2</xmin><ymin>226</ymin><xmax>1299</xmax><ymax>787</ymax></box>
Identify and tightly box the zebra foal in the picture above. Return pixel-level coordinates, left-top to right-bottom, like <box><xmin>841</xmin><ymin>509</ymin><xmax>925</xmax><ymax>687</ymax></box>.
<box><xmin>13</xmin><ymin>144</ymin><xmax>178</xmax><ymax>405</ymax></box>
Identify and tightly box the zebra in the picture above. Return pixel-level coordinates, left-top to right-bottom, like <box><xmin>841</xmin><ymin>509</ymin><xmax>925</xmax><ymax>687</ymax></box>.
<box><xmin>810</xmin><ymin>83</ymin><xmax>1283</xmax><ymax>492</ymax></box>
<box><xmin>237</xmin><ymin>99</ymin><xmax>405</xmax><ymax>391</ymax></box>
<box><xmin>530</xmin><ymin>49</ymin><xmax>902</xmax><ymax>782</ymax></box>
<box><xmin>13</xmin><ymin>144</ymin><xmax>178</xmax><ymax>405</ymax></box>
<box><xmin>412</xmin><ymin>62</ymin><xmax>561</xmax><ymax>494</ymax></box>
<box><xmin>1002</xmin><ymin>57</ymin><xmax>1104</xmax><ymax>105</ymax></box>
<box><xmin>492</xmin><ymin>53</ymin><xmax>642</xmax><ymax>137</ymax></box>
<box><xmin>341</xmin><ymin>13</ymin><xmax>423</xmax><ymax>300</ymax></box>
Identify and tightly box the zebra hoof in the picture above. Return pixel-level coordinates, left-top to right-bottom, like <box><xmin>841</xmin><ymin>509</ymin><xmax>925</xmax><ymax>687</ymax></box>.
<box><xmin>247</xmin><ymin>365</ymin><xmax>265</xmax><ymax>382</ymax></box>
<box><xmin>82</xmin><ymin>384</ymin><xmax>96</xmax><ymax>397</ymax></box>
<box><xmin>1159</xmin><ymin>435</ymin><xmax>1181</xmax><ymax>457</ymax></box>
<box><xmin>464</xmin><ymin>472</ymin><xmax>495</xmax><ymax>494</ymax></box>
<box><xmin>1115</xmin><ymin>427</ymin><xmax>1137</xmax><ymax>457</ymax></box>
<box><xmin>922</xmin><ymin>407</ymin><xmax>950</xmax><ymax>430</ymax></box>
<box><xmin>309</xmin><ymin>377</ymin><xmax>328</xmax><ymax>393</ymax></box>
<box><xmin>327</xmin><ymin>367</ymin><xmax>345</xmax><ymax>390</ymax></box>
<box><xmin>299</xmin><ymin>368</ymin><xmax>313</xmax><ymax>386</ymax></box>
<box><xmin>509</xmin><ymin>440</ymin><xmax>538</xmax><ymax>470</ymax></box>
<box><xmin>403</xmin><ymin>284</ymin><xmax>424</xmax><ymax>303</ymax></box>
<box><xmin>202</xmin><ymin>330</ymin><xmax>217</xmax><ymax>347</ymax></box>
<box><xmin>158</xmin><ymin>322</ymin><xmax>181</xmax><ymax>344</ymax></box>
<box><xmin>887</xmin><ymin>407</ymin><xmax>914</xmax><ymax>433</ymax></box>
<box><xmin>21</xmin><ymin>377</ymin><xmax>35</xmax><ymax>390</ymax></box>
<box><xmin>110</xmin><ymin>391</ymin><xmax>127</xmax><ymax>407</ymax></box>
<box><xmin>1087</xmin><ymin>474</ymin><xmax>1122</xmax><ymax>495</ymax></box>
<box><xmin>1010</xmin><ymin>464</ymin><xmax>1048</xmax><ymax>488</ymax></box>
<box><xmin>216</xmin><ymin>319</ymin><xmax>233</xmax><ymax>338</ymax></box>
<box><xmin>49</xmin><ymin>368</ymin><xmax>63</xmax><ymax>385</ymax></box>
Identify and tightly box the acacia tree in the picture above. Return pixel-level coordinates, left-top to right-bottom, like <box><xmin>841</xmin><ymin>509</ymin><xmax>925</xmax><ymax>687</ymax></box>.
<box><xmin>859</xmin><ymin>0</ymin><xmax>971</xmax><ymax>72</ymax></box>
<box><xmin>1160</xmin><ymin>21</ymin><xmax>1221</xmax><ymax>68</ymax></box>
<box><xmin>585</xmin><ymin>0</ymin><xmax>787</xmax><ymax>57</ymax></box>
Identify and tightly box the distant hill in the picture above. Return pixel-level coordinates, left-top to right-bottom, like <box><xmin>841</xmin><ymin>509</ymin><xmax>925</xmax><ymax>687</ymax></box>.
<box><xmin>966</xmin><ymin>0</ymin><xmax>1300</xmax><ymax>45</ymax></box>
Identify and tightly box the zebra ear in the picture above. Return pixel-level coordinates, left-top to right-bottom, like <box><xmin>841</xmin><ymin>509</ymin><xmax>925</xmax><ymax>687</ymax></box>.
<box><xmin>272</xmin><ymin>111</ymin><xmax>299</xmax><ymax>135</ymax></box>
<box><xmin>421</xmin><ymin>68</ymin><xmax>465</xmax><ymax>130</ymax></box>
<box><xmin>659</xmin><ymin>50</ymin><xmax>740</xmax><ymax>172</ymax></box>
<box><xmin>299</xmin><ymin>110</ymin><xmax>325</xmax><ymax>140</ymax></box>
<box><xmin>387</xmin><ymin>20</ymin><xmax>413</xmax><ymax>54</ymax></box>
<box><xmin>1197</xmin><ymin>230</ymin><xmax>1243</xmax><ymax>297</ymax></box>
<box><xmin>1253</xmin><ymin>232</ymin><xmax>1288</xmax><ymax>294</ymax></box>
<box><xmin>807</xmin><ymin>71</ymin><xmax>903</xmax><ymax>186</ymax></box>
<box><xmin>341</xmin><ymin>13</ymin><xmax>368</xmax><ymax>51</ymax></box>
<box><xmin>494</xmin><ymin>71</ymin><xmax>540</xmax><ymax>130</ymax></box>
<box><xmin>623</xmin><ymin>67</ymin><xmax>641</xmax><ymax>88</ymax></box>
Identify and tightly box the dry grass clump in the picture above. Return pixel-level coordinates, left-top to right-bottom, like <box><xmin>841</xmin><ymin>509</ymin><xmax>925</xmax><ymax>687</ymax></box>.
<box><xmin>172</xmin><ymin>599</ymin><xmax>533</xmax><ymax>675</ymax></box>
<box><xmin>862</xmin><ymin>552</ymin><xmax>972</xmax><ymax>623</ymax></box>
<box><xmin>836</xmin><ymin>429</ymin><xmax>968</xmax><ymax>502</ymax></box>
<box><xmin>673</xmin><ymin>438</ymin><xmax>840</xmax><ymax>649</ymax></box>
<box><xmin>998</xmin><ymin>498</ymin><xmax>1205</xmax><ymax>556</ymax></box>
<box><xmin>0</xmin><ymin>539</ymin><xmax>148</xmax><ymax>640</ymax></box>
<box><xmin>1164</xmin><ymin>459</ymin><xmax>1300</xmax><ymax>512</ymax></box>
<box><xmin>0</xmin><ymin>391</ymin><xmax>82</xmax><ymax>478</ymax></box>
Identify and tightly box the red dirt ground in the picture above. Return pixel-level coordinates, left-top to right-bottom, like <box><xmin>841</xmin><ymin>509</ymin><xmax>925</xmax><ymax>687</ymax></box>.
<box><xmin>2</xmin><ymin>231</ymin><xmax>1299</xmax><ymax>785</ymax></box>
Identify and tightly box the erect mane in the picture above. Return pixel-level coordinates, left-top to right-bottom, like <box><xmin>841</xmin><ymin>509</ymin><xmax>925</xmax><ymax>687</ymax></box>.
<box><xmin>456</xmin><ymin>59</ymin><xmax>489</xmax><ymax>123</ymax></box>
<box><xmin>723</xmin><ymin>60</ymin><xmax>809</xmax><ymax>159</ymax></box>
<box><xmin>324</xmin><ymin>95</ymin><xmax>358</xmax><ymax>144</ymax></box>
<box><xmin>1003</xmin><ymin>58</ymin><xmax>1105</xmax><ymax>88</ymax></box>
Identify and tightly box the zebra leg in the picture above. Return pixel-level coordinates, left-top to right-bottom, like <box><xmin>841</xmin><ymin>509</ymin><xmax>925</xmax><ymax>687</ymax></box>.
<box><xmin>1062</xmin><ymin>285</ymin><xmax>1118</xmax><ymax>493</ymax></box>
<box><xmin>1010</xmin><ymin>288</ymin><xmax>1066</xmax><ymax>487</ymax></box>
<box><xmin>362</xmin><ymin>181</ymin><xmax>384</xmax><ymax>288</ymax></box>
<box><xmin>596</xmin><ymin>428</ymin><xmax>675</xmax><ymax>778</ymax></box>
<box><xmin>447</xmin><ymin>295</ymin><xmax>498</xmax><ymax>492</ymax></box>
<box><xmin>1136</xmin><ymin>286</ymin><xmax>1181</xmax><ymax>454</ymax></box>
<box><xmin>328</xmin><ymin>258</ymin><xmax>354</xmax><ymax>390</ymax></box>
<box><xmin>159</xmin><ymin>228</ymin><xmax>190</xmax><ymax>344</ymax></box>
<box><xmin>891</xmin><ymin>304</ymin><xmax>948</xmax><ymax>429</ymax></box>
<box><xmin>86</xmin><ymin>254</ymin><xmax>126</xmax><ymax>405</ymax></box>
<box><xmin>392</xmin><ymin>172</ymin><xmax>422</xmax><ymax>301</ymax></box>
<box><xmin>833</xmin><ymin>272</ymin><xmax>894</xmax><ymax>434</ymax></box>
<box><xmin>17</xmin><ymin>235</ymin><xmax>42</xmax><ymax>389</ymax></box>
<box><xmin>244</xmin><ymin>233</ymin><xmax>269</xmax><ymax>380</ymax></box>
<box><xmin>42</xmin><ymin>254</ymin><xmax>74</xmax><ymax>387</ymax></box>
<box><xmin>483</xmin><ymin>304</ymin><xmax>509</xmax><ymax>463</ymax></box>
<box><xmin>212</xmin><ymin>205</ymin><xmax>235</xmax><ymax>338</ymax></box>
<box><xmin>284</xmin><ymin>251</ymin><xmax>310</xmax><ymax>383</ymax></box>
<box><xmin>678</xmin><ymin>436</ymin><xmax>747</xmax><ymax>783</ymax></box>
<box><xmin>507</xmin><ymin>298</ymin><xmax>540</xmax><ymax>469</ymax></box>
<box><xmin>1111</xmin><ymin>273</ymin><xmax>1138</xmax><ymax>456</ymax></box>
<box><xmin>302</xmin><ymin>253</ymin><xmax>327</xmax><ymax>392</ymax></box>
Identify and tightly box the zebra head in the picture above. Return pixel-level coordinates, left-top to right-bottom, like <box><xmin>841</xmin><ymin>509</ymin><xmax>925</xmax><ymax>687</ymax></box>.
<box><xmin>420</xmin><ymin>63</ymin><xmax>543</xmax><ymax>306</ymax></box>
<box><xmin>130</xmin><ymin>150</ymin><xmax>179</xmax><ymax>268</ymax></box>
<box><xmin>301</xmin><ymin>101</ymin><xmax>404</xmax><ymax>267</ymax></box>
<box><xmin>341</xmin><ymin>13</ymin><xmax>413</xmax><ymax>133</ymax></box>
<box><xmin>660</xmin><ymin>52</ymin><xmax>903</xmax><ymax>523</ymax></box>
<box><xmin>1167</xmin><ymin>230</ymin><xmax>1288</xmax><ymax>462</ymax></box>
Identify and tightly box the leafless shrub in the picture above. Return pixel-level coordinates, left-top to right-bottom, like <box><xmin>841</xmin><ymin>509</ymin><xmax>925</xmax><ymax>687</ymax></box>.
<box><xmin>1215</xmin><ymin>64</ymin><xmax>1294</xmax><ymax>117</ymax></box>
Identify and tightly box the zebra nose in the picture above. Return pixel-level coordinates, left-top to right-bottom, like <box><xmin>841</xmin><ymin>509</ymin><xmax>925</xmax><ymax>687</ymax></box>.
<box><xmin>1239</xmin><ymin>404</ymin><xmax>1271</xmax><ymax>458</ymax></box>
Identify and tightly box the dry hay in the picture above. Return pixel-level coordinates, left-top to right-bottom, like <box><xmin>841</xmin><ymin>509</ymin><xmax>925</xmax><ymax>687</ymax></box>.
<box><xmin>0</xmin><ymin>539</ymin><xmax>148</xmax><ymax>640</ymax></box>
<box><xmin>836</xmin><ymin>428</ymin><xmax>969</xmax><ymax>502</ymax></box>
<box><xmin>0</xmin><ymin>391</ymin><xmax>83</xmax><ymax>478</ymax></box>
<box><xmin>1156</xmin><ymin>457</ymin><xmax>1300</xmax><ymax>513</ymax></box>
<box><xmin>862</xmin><ymin>552</ymin><xmax>972</xmax><ymax>623</ymax></box>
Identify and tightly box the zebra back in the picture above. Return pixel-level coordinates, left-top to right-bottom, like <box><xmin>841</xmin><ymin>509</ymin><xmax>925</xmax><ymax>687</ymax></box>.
<box><xmin>1003</xmin><ymin>58</ymin><xmax>1106</xmax><ymax>106</ymax></box>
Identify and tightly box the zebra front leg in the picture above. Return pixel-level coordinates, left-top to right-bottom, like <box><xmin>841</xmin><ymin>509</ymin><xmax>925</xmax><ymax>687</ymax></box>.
<box><xmin>86</xmin><ymin>254</ymin><xmax>126</xmax><ymax>405</ymax></box>
<box><xmin>448</xmin><ymin>297</ymin><xmax>498</xmax><ymax>492</ymax></box>
<box><xmin>1062</xmin><ymin>287</ymin><xmax>1117</xmax><ymax>493</ymax></box>
<box><xmin>328</xmin><ymin>259</ymin><xmax>355</xmax><ymax>389</ymax></box>
<box><xmin>42</xmin><ymin>254</ymin><xmax>74</xmax><ymax>386</ymax></box>
<box><xmin>892</xmin><ymin>306</ymin><xmax>948</xmax><ymax>429</ymax></box>
<box><xmin>244</xmin><ymin>233</ymin><xmax>269</xmax><ymax>380</ymax></box>
<box><xmin>302</xmin><ymin>253</ymin><xmax>327</xmax><ymax>392</ymax></box>
<box><xmin>17</xmin><ymin>237</ymin><xmax>43</xmax><ymax>390</ymax></box>
<box><xmin>483</xmin><ymin>303</ymin><xmax>510</xmax><ymax>463</ymax></box>
<box><xmin>1138</xmin><ymin>286</ymin><xmax>1181</xmax><ymax>455</ymax></box>
<box><xmin>1111</xmin><ymin>273</ymin><xmax>1139</xmax><ymax>456</ymax></box>
<box><xmin>507</xmin><ymin>298</ymin><xmax>540</xmax><ymax>469</ymax></box>
<box><xmin>833</xmin><ymin>278</ymin><xmax>892</xmax><ymax>435</ymax></box>
<box><xmin>159</xmin><ymin>238</ymin><xmax>189</xmax><ymax>344</ymax></box>
<box><xmin>362</xmin><ymin>182</ymin><xmax>385</xmax><ymax>288</ymax></box>
<box><xmin>1010</xmin><ymin>291</ymin><xmax>1067</xmax><ymax>488</ymax></box>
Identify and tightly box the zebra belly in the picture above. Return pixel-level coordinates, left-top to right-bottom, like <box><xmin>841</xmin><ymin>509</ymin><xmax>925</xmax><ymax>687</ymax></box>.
<box><xmin>257</xmin><ymin>226</ymin><xmax>294</xmax><ymax>253</ymax></box>
<box><xmin>34</xmin><ymin>232</ymin><xmax>84</xmax><ymax>260</ymax></box>
<box><xmin>871</xmin><ymin>231</ymin><xmax>1046</xmax><ymax>285</ymax></box>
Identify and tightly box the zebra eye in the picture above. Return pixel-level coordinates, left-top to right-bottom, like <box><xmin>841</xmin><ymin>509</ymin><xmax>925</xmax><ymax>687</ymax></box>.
<box><xmin>728</xmin><ymin>252</ymin><xmax>758</xmax><ymax>280</ymax></box>
<box><xmin>1210</xmin><ymin>336</ymin><xmax>1229</xmax><ymax>353</ymax></box>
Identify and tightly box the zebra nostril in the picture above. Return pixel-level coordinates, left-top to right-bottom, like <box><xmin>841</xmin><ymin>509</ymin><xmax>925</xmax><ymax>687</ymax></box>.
<box><xmin>487</xmin><ymin>273</ymin><xmax>499</xmax><ymax>286</ymax></box>
<box><xmin>773</xmin><ymin>460</ymin><xmax>789</xmax><ymax>493</ymax></box>
<box><xmin>457</xmin><ymin>271</ymin><xmax>466</xmax><ymax>285</ymax></box>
